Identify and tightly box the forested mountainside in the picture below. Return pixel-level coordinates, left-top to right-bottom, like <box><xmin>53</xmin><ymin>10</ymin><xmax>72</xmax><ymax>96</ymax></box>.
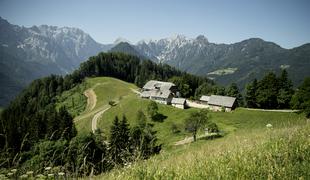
<box><xmin>116</xmin><ymin>35</ymin><xmax>310</xmax><ymax>89</ymax></box>
<box><xmin>0</xmin><ymin>17</ymin><xmax>112</xmax><ymax>106</ymax></box>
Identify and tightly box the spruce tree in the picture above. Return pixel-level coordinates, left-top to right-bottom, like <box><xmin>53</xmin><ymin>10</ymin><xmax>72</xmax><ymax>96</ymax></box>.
<box><xmin>131</xmin><ymin>110</ymin><xmax>161</xmax><ymax>159</ymax></box>
<box><xmin>277</xmin><ymin>70</ymin><xmax>294</xmax><ymax>108</ymax></box>
<box><xmin>245</xmin><ymin>79</ymin><xmax>258</xmax><ymax>108</ymax></box>
<box><xmin>226</xmin><ymin>83</ymin><xmax>244</xmax><ymax>107</ymax></box>
<box><xmin>109</xmin><ymin>115</ymin><xmax>131</xmax><ymax>165</ymax></box>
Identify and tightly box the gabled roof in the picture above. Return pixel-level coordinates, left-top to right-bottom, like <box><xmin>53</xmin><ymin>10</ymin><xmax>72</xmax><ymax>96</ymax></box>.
<box><xmin>171</xmin><ymin>98</ymin><xmax>186</xmax><ymax>105</ymax></box>
<box><xmin>142</xmin><ymin>80</ymin><xmax>175</xmax><ymax>91</ymax></box>
<box><xmin>200</xmin><ymin>95</ymin><xmax>210</xmax><ymax>102</ymax></box>
<box><xmin>141</xmin><ymin>89</ymin><xmax>172</xmax><ymax>99</ymax></box>
<box><xmin>151</xmin><ymin>89</ymin><xmax>171</xmax><ymax>99</ymax></box>
<box><xmin>208</xmin><ymin>95</ymin><xmax>236</xmax><ymax>108</ymax></box>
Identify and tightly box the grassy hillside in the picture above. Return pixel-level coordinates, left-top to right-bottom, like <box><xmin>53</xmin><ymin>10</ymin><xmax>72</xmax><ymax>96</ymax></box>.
<box><xmin>96</xmin><ymin>122</ymin><xmax>310</xmax><ymax>179</ymax></box>
<box><xmin>67</xmin><ymin>77</ymin><xmax>306</xmax><ymax>147</ymax></box>
<box><xmin>61</xmin><ymin>77</ymin><xmax>308</xmax><ymax>179</ymax></box>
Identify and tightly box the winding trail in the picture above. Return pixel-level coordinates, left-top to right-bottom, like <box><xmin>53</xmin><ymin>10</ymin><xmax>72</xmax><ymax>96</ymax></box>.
<box><xmin>245</xmin><ymin>108</ymin><xmax>300</xmax><ymax>113</ymax></box>
<box><xmin>75</xmin><ymin>85</ymin><xmax>140</xmax><ymax>133</ymax></box>
<box><xmin>91</xmin><ymin>105</ymin><xmax>111</xmax><ymax>133</ymax></box>
<box><xmin>84</xmin><ymin>89</ymin><xmax>97</xmax><ymax>112</ymax></box>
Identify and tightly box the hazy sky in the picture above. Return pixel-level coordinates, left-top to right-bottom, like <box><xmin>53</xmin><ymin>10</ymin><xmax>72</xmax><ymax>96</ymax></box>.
<box><xmin>0</xmin><ymin>0</ymin><xmax>309</xmax><ymax>48</ymax></box>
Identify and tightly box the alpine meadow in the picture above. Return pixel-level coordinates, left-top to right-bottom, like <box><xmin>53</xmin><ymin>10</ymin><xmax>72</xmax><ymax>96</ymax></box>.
<box><xmin>0</xmin><ymin>0</ymin><xmax>310</xmax><ymax>179</ymax></box>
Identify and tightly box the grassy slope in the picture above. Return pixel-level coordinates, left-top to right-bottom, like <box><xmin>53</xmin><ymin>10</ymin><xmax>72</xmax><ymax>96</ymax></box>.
<box><xmin>59</xmin><ymin>77</ymin><xmax>308</xmax><ymax>179</ymax></box>
<box><xmin>67</xmin><ymin>77</ymin><xmax>137</xmax><ymax>135</ymax></box>
<box><xmin>97</xmin><ymin>123</ymin><xmax>310</xmax><ymax>180</ymax></box>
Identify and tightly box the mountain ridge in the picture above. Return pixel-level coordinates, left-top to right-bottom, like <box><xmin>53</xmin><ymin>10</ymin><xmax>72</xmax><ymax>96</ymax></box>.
<box><xmin>0</xmin><ymin>17</ymin><xmax>112</xmax><ymax>106</ymax></box>
<box><xmin>121</xmin><ymin>35</ymin><xmax>310</xmax><ymax>89</ymax></box>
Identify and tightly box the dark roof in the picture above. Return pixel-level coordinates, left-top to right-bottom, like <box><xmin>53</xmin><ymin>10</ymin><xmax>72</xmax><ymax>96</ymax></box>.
<box><xmin>171</xmin><ymin>98</ymin><xmax>186</xmax><ymax>105</ymax></box>
<box><xmin>208</xmin><ymin>95</ymin><xmax>236</xmax><ymax>108</ymax></box>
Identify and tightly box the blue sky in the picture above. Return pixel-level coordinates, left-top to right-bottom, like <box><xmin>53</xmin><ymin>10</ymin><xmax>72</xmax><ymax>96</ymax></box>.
<box><xmin>0</xmin><ymin>0</ymin><xmax>309</xmax><ymax>48</ymax></box>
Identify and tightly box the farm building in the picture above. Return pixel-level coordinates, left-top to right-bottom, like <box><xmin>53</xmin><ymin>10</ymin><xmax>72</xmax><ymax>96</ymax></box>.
<box><xmin>171</xmin><ymin>98</ymin><xmax>187</xmax><ymax>109</ymax></box>
<box><xmin>207</xmin><ymin>95</ymin><xmax>236</xmax><ymax>112</ymax></box>
<box><xmin>199</xmin><ymin>95</ymin><xmax>210</xmax><ymax>104</ymax></box>
<box><xmin>141</xmin><ymin>80</ymin><xmax>176</xmax><ymax>105</ymax></box>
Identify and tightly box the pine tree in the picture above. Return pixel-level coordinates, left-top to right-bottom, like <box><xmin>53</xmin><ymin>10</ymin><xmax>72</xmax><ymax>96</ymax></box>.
<box><xmin>226</xmin><ymin>83</ymin><xmax>244</xmax><ymax>107</ymax></box>
<box><xmin>245</xmin><ymin>79</ymin><xmax>258</xmax><ymax>108</ymax></box>
<box><xmin>109</xmin><ymin>115</ymin><xmax>131</xmax><ymax>165</ymax></box>
<box><xmin>256</xmin><ymin>72</ymin><xmax>279</xmax><ymax>109</ymax></box>
<box><xmin>131</xmin><ymin>111</ymin><xmax>161</xmax><ymax>159</ymax></box>
<box><xmin>277</xmin><ymin>69</ymin><xmax>294</xmax><ymax>108</ymax></box>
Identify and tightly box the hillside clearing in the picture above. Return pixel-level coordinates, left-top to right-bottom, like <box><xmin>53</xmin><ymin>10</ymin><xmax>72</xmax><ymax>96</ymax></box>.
<box><xmin>57</xmin><ymin>77</ymin><xmax>309</xmax><ymax>179</ymax></box>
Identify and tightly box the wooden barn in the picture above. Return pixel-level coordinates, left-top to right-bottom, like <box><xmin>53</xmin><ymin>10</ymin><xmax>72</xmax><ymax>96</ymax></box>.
<box><xmin>207</xmin><ymin>95</ymin><xmax>236</xmax><ymax>112</ymax></box>
<box><xmin>171</xmin><ymin>98</ymin><xmax>187</xmax><ymax>109</ymax></box>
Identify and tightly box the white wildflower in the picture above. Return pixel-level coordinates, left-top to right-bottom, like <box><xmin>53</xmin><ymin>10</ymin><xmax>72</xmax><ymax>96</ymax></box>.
<box><xmin>58</xmin><ymin>172</ymin><xmax>65</xmax><ymax>176</ymax></box>
<box><xmin>26</xmin><ymin>171</ymin><xmax>33</xmax><ymax>175</ymax></box>
<box><xmin>45</xmin><ymin>167</ymin><xmax>52</xmax><ymax>171</ymax></box>
<box><xmin>266</xmin><ymin>124</ymin><xmax>272</xmax><ymax>128</ymax></box>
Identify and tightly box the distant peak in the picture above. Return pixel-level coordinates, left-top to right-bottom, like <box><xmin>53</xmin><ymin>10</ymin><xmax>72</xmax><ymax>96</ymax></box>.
<box><xmin>114</xmin><ymin>37</ymin><xmax>131</xmax><ymax>45</ymax></box>
<box><xmin>169</xmin><ymin>34</ymin><xmax>187</xmax><ymax>41</ymax></box>
<box><xmin>196</xmin><ymin>35</ymin><xmax>208</xmax><ymax>43</ymax></box>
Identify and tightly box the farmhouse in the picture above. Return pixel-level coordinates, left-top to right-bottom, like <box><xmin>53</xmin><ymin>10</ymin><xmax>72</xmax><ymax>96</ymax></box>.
<box><xmin>171</xmin><ymin>98</ymin><xmax>187</xmax><ymax>109</ymax></box>
<box><xmin>141</xmin><ymin>80</ymin><xmax>176</xmax><ymax>105</ymax></box>
<box><xmin>207</xmin><ymin>95</ymin><xmax>236</xmax><ymax>112</ymax></box>
<box><xmin>199</xmin><ymin>95</ymin><xmax>210</xmax><ymax>104</ymax></box>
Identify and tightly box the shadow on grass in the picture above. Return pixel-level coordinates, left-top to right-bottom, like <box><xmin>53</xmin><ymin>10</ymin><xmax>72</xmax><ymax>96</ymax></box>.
<box><xmin>152</xmin><ymin>113</ymin><xmax>167</xmax><ymax>122</ymax></box>
<box><xmin>199</xmin><ymin>133</ymin><xmax>224</xmax><ymax>141</ymax></box>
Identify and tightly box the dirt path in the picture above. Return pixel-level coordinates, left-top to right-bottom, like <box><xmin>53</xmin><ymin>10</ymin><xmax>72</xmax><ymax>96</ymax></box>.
<box><xmin>92</xmin><ymin>105</ymin><xmax>111</xmax><ymax>133</ymax></box>
<box><xmin>76</xmin><ymin>84</ymin><xmax>135</xmax><ymax>133</ymax></box>
<box><xmin>84</xmin><ymin>89</ymin><xmax>97</xmax><ymax>112</ymax></box>
<box><xmin>130</xmin><ymin>88</ymin><xmax>141</xmax><ymax>95</ymax></box>
<box><xmin>245</xmin><ymin>108</ymin><xmax>300</xmax><ymax>113</ymax></box>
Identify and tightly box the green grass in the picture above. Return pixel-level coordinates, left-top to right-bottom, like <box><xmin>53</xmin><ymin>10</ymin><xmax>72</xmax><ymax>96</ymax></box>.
<box><xmin>71</xmin><ymin>77</ymin><xmax>137</xmax><ymax>135</ymax></box>
<box><xmin>60</xmin><ymin>77</ymin><xmax>309</xmax><ymax>179</ymax></box>
<box><xmin>56</xmin><ymin>83</ymin><xmax>87</xmax><ymax>117</ymax></box>
<box><xmin>68</xmin><ymin>77</ymin><xmax>306</xmax><ymax>148</ymax></box>
<box><xmin>95</xmin><ymin>122</ymin><xmax>310</xmax><ymax>180</ymax></box>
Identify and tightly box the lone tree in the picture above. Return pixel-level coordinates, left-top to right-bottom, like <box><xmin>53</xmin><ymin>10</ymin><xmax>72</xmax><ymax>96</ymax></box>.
<box><xmin>147</xmin><ymin>101</ymin><xmax>158</xmax><ymax>120</ymax></box>
<box><xmin>185</xmin><ymin>110</ymin><xmax>209</xmax><ymax>142</ymax></box>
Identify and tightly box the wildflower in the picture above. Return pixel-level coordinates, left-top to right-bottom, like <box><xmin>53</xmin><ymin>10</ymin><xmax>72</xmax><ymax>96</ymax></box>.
<box><xmin>48</xmin><ymin>173</ymin><xmax>54</xmax><ymax>177</ymax></box>
<box><xmin>26</xmin><ymin>171</ymin><xmax>34</xmax><ymax>175</ymax></box>
<box><xmin>36</xmin><ymin>174</ymin><xmax>45</xmax><ymax>178</ymax></box>
<box><xmin>266</xmin><ymin>124</ymin><xmax>272</xmax><ymax>128</ymax></box>
<box><xmin>58</xmin><ymin>172</ymin><xmax>65</xmax><ymax>176</ymax></box>
<box><xmin>11</xmin><ymin>169</ymin><xmax>17</xmax><ymax>173</ymax></box>
<box><xmin>45</xmin><ymin>167</ymin><xmax>52</xmax><ymax>171</ymax></box>
<box><xmin>20</xmin><ymin>174</ymin><xmax>28</xmax><ymax>179</ymax></box>
<box><xmin>7</xmin><ymin>172</ymin><xmax>13</xmax><ymax>176</ymax></box>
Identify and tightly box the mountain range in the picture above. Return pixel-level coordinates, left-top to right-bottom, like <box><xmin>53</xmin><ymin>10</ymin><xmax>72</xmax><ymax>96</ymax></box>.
<box><xmin>0</xmin><ymin>17</ymin><xmax>309</xmax><ymax>106</ymax></box>
<box><xmin>0</xmin><ymin>17</ymin><xmax>112</xmax><ymax>105</ymax></box>
<box><xmin>113</xmin><ymin>35</ymin><xmax>310</xmax><ymax>90</ymax></box>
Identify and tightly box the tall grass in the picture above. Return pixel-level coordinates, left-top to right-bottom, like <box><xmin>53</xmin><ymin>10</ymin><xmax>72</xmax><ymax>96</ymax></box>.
<box><xmin>96</xmin><ymin>122</ymin><xmax>310</xmax><ymax>179</ymax></box>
